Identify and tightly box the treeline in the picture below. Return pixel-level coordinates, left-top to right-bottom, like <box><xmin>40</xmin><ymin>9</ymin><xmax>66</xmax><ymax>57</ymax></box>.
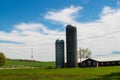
<box><xmin>7</xmin><ymin>58</ymin><xmax>39</xmax><ymax>62</ymax></box>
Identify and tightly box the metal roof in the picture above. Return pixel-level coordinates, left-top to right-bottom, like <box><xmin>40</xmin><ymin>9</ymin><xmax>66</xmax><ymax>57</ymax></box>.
<box><xmin>78</xmin><ymin>55</ymin><xmax>120</xmax><ymax>62</ymax></box>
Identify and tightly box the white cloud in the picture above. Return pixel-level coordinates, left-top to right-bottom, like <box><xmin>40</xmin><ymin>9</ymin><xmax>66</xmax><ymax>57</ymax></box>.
<box><xmin>45</xmin><ymin>5</ymin><xmax>83</xmax><ymax>24</ymax></box>
<box><xmin>1</xmin><ymin>5</ymin><xmax>120</xmax><ymax>61</ymax></box>
<box><xmin>0</xmin><ymin>23</ymin><xmax>65</xmax><ymax>61</ymax></box>
<box><xmin>0</xmin><ymin>23</ymin><xmax>65</xmax><ymax>44</ymax></box>
<box><xmin>44</xmin><ymin>5</ymin><xmax>120</xmax><ymax>57</ymax></box>
<box><xmin>101</xmin><ymin>6</ymin><xmax>116</xmax><ymax>15</ymax></box>
<box><xmin>76</xmin><ymin>6</ymin><xmax>120</xmax><ymax>56</ymax></box>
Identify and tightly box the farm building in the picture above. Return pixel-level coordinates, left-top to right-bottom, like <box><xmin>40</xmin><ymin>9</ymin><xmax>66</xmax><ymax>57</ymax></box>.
<box><xmin>79</xmin><ymin>57</ymin><xmax>120</xmax><ymax>67</ymax></box>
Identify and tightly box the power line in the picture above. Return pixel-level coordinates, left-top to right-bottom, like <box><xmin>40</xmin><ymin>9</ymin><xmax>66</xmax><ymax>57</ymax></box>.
<box><xmin>0</xmin><ymin>30</ymin><xmax>120</xmax><ymax>47</ymax></box>
<box><xmin>78</xmin><ymin>30</ymin><xmax>120</xmax><ymax>41</ymax></box>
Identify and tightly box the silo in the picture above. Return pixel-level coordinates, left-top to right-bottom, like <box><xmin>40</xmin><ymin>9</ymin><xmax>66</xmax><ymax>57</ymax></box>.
<box><xmin>66</xmin><ymin>25</ymin><xmax>78</xmax><ymax>67</ymax></box>
<box><xmin>55</xmin><ymin>39</ymin><xmax>65</xmax><ymax>68</ymax></box>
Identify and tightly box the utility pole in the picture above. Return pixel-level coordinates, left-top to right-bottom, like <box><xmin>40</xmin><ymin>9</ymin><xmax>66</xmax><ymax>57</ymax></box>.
<box><xmin>31</xmin><ymin>48</ymin><xmax>33</xmax><ymax>61</ymax></box>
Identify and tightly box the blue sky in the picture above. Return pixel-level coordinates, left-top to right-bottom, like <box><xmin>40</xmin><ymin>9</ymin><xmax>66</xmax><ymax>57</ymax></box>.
<box><xmin>0</xmin><ymin>0</ymin><xmax>119</xmax><ymax>31</ymax></box>
<box><xmin>0</xmin><ymin>0</ymin><xmax>120</xmax><ymax>61</ymax></box>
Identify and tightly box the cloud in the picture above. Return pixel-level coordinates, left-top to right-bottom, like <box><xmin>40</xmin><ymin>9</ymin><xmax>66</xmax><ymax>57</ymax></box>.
<box><xmin>15</xmin><ymin>23</ymin><xmax>46</xmax><ymax>32</ymax></box>
<box><xmin>101</xmin><ymin>6</ymin><xmax>116</xmax><ymax>15</ymax></box>
<box><xmin>45</xmin><ymin>5</ymin><xmax>83</xmax><ymax>24</ymax></box>
<box><xmin>1</xmin><ymin>5</ymin><xmax>120</xmax><ymax>61</ymax></box>
<box><xmin>45</xmin><ymin>5</ymin><xmax>120</xmax><ymax>56</ymax></box>
<box><xmin>0</xmin><ymin>23</ymin><xmax>64</xmax><ymax>44</ymax></box>
<box><xmin>76</xmin><ymin>6</ymin><xmax>120</xmax><ymax>55</ymax></box>
<box><xmin>0</xmin><ymin>23</ymin><xmax>65</xmax><ymax>61</ymax></box>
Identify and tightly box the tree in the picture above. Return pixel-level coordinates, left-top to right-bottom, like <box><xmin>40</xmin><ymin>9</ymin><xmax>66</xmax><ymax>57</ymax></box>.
<box><xmin>79</xmin><ymin>47</ymin><xmax>92</xmax><ymax>62</ymax></box>
<box><xmin>0</xmin><ymin>52</ymin><xmax>6</xmax><ymax>66</ymax></box>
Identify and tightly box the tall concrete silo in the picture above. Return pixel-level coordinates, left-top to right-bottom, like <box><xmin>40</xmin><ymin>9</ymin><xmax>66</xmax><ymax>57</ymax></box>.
<box><xmin>66</xmin><ymin>25</ymin><xmax>78</xmax><ymax>67</ymax></box>
<box><xmin>55</xmin><ymin>39</ymin><xmax>65</xmax><ymax>68</ymax></box>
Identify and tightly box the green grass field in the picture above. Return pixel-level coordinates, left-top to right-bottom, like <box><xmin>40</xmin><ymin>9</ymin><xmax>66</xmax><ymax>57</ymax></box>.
<box><xmin>2</xmin><ymin>59</ymin><xmax>55</xmax><ymax>68</ymax></box>
<box><xmin>0</xmin><ymin>66</ymin><xmax>120</xmax><ymax>80</ymax></box>
<box><xmin>0</xmin><ymin>59</ymin><xmax>120</xmax><ymax>80</ymax></box>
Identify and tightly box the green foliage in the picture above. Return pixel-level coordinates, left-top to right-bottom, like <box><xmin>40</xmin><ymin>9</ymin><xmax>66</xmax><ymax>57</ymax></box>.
<box><xmin>0</xmin><ymin>52</ymin><xmax>6</xmax><ymax>66</ymax></box>
<box><xmin>79</xmin><ymin>48</ymin><xmax>92</xmax><ymax>58</ymax></box>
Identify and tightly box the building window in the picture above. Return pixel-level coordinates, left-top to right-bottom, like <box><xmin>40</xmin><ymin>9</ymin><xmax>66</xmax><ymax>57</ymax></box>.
<box><xmin>83</xmin><ymin>62</ymin><xmax>86</xmax><ymax>66</ymax></box>
<box><xmin>112</xmin><ymin>62</ymin><xmax>115</xmax><ymax>65</ymax></box>
<box><xmin>93</xmin><ymin>62</ymin><xmax>96</xmax><ymax>66</ymax></box>
<box><xmin>107</xmin><ymin>62</ymin><xmax>110</xmax><ymax>65</ymax></box>
<box><xmin>88</xmin><ymin>61</ymin><xmax>91</xmax><ymax>66</ymax></box>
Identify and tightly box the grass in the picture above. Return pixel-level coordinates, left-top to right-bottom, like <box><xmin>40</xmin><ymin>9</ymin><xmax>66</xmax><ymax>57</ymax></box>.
<box><xmin>0</xmin><ymin>66</ymin><xmax>120</xmax><ymax>80</ymax></box>
<box><xmin>0</xmin><ymin>59</ymin><xmax>120</xmax><ymax>80</ymax></box>
<box><xmin>2</xmin><ymin>59</ymin><xmax>55</xmax><ymax>68</ymax></box>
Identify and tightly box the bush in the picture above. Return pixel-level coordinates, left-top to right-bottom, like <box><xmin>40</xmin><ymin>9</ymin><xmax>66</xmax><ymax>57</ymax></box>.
<box><xmin>0</xmin><ymin>52</ymin><xmax>6</xmax><ymax>66</ymax></box>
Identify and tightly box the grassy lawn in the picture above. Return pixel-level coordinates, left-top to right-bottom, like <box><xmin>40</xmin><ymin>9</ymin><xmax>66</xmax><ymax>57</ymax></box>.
<box><xmin>1</xmin><ymin>59</ymin><xmax>55</xmax><ymax>68</ymax></box>
<box><xmin>0</xmin><ymin>59</ymin><xmax>120</xmax><ymax>80</ymax></box>
<box><xmin>0</xmin><ymin>66</ymin><xmax>120</xmax><ymax>80</ymax></box>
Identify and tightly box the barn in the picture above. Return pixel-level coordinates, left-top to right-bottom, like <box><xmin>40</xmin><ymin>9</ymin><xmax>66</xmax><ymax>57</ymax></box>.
<box><xmin>80</xmin><ymin>58</ymin><xmax>98</xmax><ymax>67</ymax></box>
<box><xmin>79</xmin><ymin>57</ymin><xmax>120</xmax><ymax>67</ymax></box>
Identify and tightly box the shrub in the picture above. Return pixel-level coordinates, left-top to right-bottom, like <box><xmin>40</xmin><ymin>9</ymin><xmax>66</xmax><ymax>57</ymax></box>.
<box><xmin>0</xmin><ymin>52</ymin><xmax>6</xmax><ymax>66</ymax></box>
